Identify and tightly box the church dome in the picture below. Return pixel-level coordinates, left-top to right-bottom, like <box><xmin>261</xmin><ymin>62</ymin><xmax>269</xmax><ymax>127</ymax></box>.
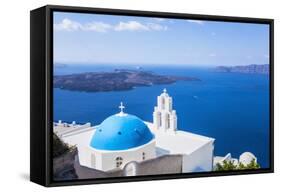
<box><xmin>90</xmin><ymin>109</ymin><xmax>154</xmax><ymax>151</ymax></box>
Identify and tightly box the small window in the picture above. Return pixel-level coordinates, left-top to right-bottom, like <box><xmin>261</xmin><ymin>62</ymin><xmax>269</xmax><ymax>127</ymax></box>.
<box><xmin>116</xmin><ymin>156</ymin><xmax>123</xmax><ymax>168</ymax></box>
<box><xmin>142</xmin><ymin>152</ymin><xmax>146</xmax><ymax>160</ymax></box>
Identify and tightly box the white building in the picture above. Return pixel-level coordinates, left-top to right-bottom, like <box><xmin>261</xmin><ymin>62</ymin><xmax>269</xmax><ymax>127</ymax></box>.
<box><xmin>213</xmin><ymin>152</ymin><xmax>257</xmax><ymax>169</ymax></box>
<box><xmin>54</xmin><ymin>89</ymin><xmax>215</xmax><ymax>173</ymax></box>
<box><xmin>153</xmin><ymin>88</ymin><xmax>177</xmax><ymax>132</ymax></box>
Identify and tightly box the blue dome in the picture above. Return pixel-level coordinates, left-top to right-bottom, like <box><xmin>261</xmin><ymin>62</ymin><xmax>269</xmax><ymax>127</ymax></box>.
<box><xmin>90</xmin><ymin>114</ymin><xmax>154</xmax><ymax>151</ymax></box>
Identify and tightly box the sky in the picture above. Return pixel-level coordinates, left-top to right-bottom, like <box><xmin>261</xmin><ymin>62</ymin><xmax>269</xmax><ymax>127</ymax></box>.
<box><xmin>53</xmin><ymin>11</ymin><xmax>270</xmax><ymax>66</ymax></box>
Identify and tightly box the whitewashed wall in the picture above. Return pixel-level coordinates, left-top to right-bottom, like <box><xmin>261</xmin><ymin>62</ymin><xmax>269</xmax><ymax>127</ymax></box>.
<box><xmin>182</xmin><ymin>141</ymin><xmax>214</xmax><ymax>172</ymax></box>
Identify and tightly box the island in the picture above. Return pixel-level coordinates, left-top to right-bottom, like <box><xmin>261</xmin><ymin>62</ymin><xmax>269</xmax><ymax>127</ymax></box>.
<box><xmin>53</xmin><ymin>69</ymin><xmax>200</xmax><ymax>92</ymax></box>
<box><xmin>54</xmin><ymin>63</ymin><xmax>68</xmax><ymax>68</ymax></box>
<box><xmin>214</xmin><ymin>64</ymin><xmax>269</xmax><ymax>74</ymax></box>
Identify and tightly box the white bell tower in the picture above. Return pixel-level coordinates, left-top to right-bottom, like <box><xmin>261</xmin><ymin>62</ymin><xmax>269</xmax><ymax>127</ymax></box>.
<box><xmin>153</xmin><ymin>89</ymin><xmax>177</xmax><ymax>132</ymax></box>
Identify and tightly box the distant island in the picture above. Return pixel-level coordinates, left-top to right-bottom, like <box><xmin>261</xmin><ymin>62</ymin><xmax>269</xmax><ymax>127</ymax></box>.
<box><xmin>53</xmin><ymin>69</ymin><xmax>200</xmax><ymax>92</ymax></box>
<box><xmin>214</xmin><ymin>64</ymin><xmax>269</xmax><ymax>74</ymax></box>
<box><xmin>54</xmin><ymin>63</ymin><xmax>68</xmax><ymax>68</ymax></box>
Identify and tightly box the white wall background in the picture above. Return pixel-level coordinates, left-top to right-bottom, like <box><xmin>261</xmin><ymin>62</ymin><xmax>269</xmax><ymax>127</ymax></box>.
<box><xmin>0</xmin><ymin>0</ymin><xmax>280</xmax><ymax>191</ymax></box>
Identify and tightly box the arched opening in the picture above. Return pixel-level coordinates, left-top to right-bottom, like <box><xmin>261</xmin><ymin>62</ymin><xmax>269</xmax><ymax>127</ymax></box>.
<box><xmin>164</xmin><ymin>113</ymin><xmax>169</xmax><ymax>129</ymax></box>
<box><xmin>156</xmin><ymin>112</ymin><xmax>161</xmax><ymax>128</ymax></box>
<box><xmin>124</xmin><ymin>161</ymin><xmax>138</xmax><ymax>176</ymax></box>
<box><xmin>115</xmin><ymin>156</ymin><xmax>123</xmax><ymax>168</ymax></box>
<box><xmin>167</xmin><ymin>114</ymin><xmax>170</xmax><ymax>129</ymax></box>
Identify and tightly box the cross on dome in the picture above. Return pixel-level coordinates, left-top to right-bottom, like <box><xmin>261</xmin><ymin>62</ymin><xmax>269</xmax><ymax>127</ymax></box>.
<box><xmin>119</xmin><ymin>102</ymin><xmax>125</xmax><ymax>113</ymax></box>
<box><xmin>116</xmin><ymin>102</ymin><xmax>127</xmax><ymax>116</ymax></box>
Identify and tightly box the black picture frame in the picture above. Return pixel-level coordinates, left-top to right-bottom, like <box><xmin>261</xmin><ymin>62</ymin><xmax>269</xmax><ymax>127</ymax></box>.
<box><xmin>30</xmin><ymin>4</ymin><xmax>274</xmax><ymax>187</ymax></box>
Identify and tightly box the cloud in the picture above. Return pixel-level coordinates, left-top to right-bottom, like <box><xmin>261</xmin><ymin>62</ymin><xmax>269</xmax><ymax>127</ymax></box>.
<box><xmin>152</xmin><ymin>18</ymin><xmax>166</xmax><ymax>22</ymax></box>
<box><xmin>209</xmin><ymin>53</ymin><xmax>216</xmax><ymax>57</ymax></box>
<box><xmin>147</xmin><ymin>23</ymin><xmax>168</xmax><ymax>31</ymax></box>
<box><xmin>54</xmin><ymin>18</ymin><xmax>112</xmax><ymax>32</ymax></box>
<box><xmin>54</xmin><ymin>18</ymin><xmax>83</xmax><ymax>31</ymax></box>
<box><xmin>84</xmin><ymin>22</ymin><xmax>112</xmax><ymax>32</ymax></box>
<box><xmin>54</xmin><ymin>18</ymin><xmax>168</xmax><ymax>32</ymax></box>
<box><xmin>187</xmin><ymin>20</ymin><xmax>205</xmax><ymax>25</ymax></box>
<box><xmin>114</xmin><ymin>21</ymin><xmax>168</xmax><ymax>31</ymax></box>
<box><xmin>114</xmin><ymin>21</ymin><xmax>149</xmax><ymax>31</ymax></box>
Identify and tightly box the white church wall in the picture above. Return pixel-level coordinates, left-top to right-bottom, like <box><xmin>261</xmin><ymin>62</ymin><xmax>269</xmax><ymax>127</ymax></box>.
<box><xmin>76</xmin><ymin>145</ymin><xmax>92</xmax><ymax>168</ymax></box>
<box><xmin>76</xmin><ymin>145</ymin><xmax>104</xmax><ymax>170</ymax></box>
<box><xmin>77</xmin><ymin>145</ymin><xmax>103</xmax><ymax>170</ymax></box>
<box><xmin>182</xmin><ymin>141</ymin><xmax>214</xmax><ymax>172</ymax></box>
<box><xmin>93</xmin><ymin>140</ymin><xmax>156</xmax><ymax>171</ymax></box>
<box><xmin>93</xmin><ymin>149</ymin><xmax>103</xmax><ymax>170</ymax></box>
<box><xmin>136</xmin><ymin>154</ymin><xmax>182</xmax><ymax>175</ymax></box>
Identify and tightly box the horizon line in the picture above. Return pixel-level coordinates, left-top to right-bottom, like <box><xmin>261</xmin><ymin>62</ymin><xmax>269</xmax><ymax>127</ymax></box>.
<box><xmin>54</xmin><ymin>62</ymin><xmax>269</xmax><ymax>67</ymax></box>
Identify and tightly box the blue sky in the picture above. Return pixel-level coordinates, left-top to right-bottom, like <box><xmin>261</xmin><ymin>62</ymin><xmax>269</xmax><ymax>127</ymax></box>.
<box><xmin>54</xmin><ymin>12</ymin><xmax>269</xmax><ymax>66</ymax></box>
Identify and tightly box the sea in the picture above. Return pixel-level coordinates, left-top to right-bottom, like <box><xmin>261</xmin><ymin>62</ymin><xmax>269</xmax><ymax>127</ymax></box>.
<box><xmin>54</xmin><ymin>64</ymin><xmax>270</xmax><ymax>168</ymax></box>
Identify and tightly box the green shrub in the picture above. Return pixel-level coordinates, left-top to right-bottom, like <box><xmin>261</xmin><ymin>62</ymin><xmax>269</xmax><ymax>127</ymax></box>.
<box><xmin>215</xmin><ymin>159</ymin><xmax>260</xmax><ymax>171</ymax></box>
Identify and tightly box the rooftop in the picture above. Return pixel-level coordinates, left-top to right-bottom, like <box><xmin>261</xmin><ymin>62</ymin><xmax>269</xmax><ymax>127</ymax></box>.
<box><xmin>54</xmin><ymin>120</ymin><xmax>214</xmax><ymax>156</ymax></box>
<box><xmin>145</xmin><ymin>122</ymin><xmax>214</xmax><ymax>156</ymax></box>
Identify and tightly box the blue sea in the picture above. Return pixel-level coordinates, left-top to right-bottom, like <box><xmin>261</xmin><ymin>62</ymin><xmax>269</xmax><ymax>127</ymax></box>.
<box><xmin>54</xmin><ymin>64</ymin><xmax>270</xmax><ymax>168</ymax></box>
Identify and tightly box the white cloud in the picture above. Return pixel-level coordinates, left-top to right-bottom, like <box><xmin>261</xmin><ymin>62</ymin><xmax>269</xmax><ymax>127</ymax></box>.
<box><xmin>153</xmin><ymin>18</ymin><xmax>166</xmax><ymax>22</ymax></box>
<box><xmin>147</xmin><ymin>23</ymin><xmax>168</xmax><ymax>31</ymax></box>
<box><xmin>187</xmin><ymin>20</ymin><xmax>205</xmax><ymax>25</ymax></box>
<box><xmin>54</xmin><ymin>18</ymin><xmax>112</xmax><ymax>32</ymax></box>
<box><xmin>54</xmin><ymin>18</ymin><xmax>82</xmax><ymax>31</ymax></box>
<box><xmin>114</xmin><ymin>21</ymin><xmax>149</xmax><ymax>31</ymax></box>
<box><xmin>84</xmin><ymin>22</ymin><xmax>112</xmax><ymax>32</ymax></box>
<box><xmin>54</xmin><ymin>18</ymin><xmax>168</xmax><ymax>32</ymax></box>
<box><xmin>114</xmin><ymin>21</ymin><xmax>168</xmax><ymax>32</ymax></box>
<box><xmin>209</xmin><ymin>53</ymin><xmax>216</xmax><ymax>57</ymax></box>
